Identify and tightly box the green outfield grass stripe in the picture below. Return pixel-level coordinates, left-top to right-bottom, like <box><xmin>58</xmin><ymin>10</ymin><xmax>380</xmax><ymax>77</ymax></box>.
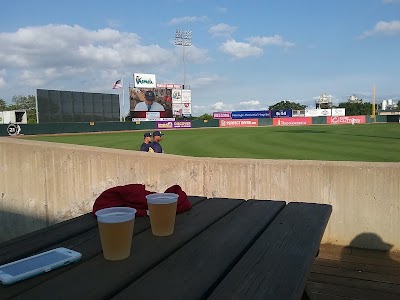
<box><xmin>22</xmin><ymin>124</ymin><xmax>400</xmax><ymax>162</ymax></box>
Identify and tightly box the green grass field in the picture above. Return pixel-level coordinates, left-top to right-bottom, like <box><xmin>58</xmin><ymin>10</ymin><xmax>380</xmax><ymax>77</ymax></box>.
<box><xmin>23</xmin><ymin>123</ymin><xmax>400</xmax><ymax>162</ymax></box>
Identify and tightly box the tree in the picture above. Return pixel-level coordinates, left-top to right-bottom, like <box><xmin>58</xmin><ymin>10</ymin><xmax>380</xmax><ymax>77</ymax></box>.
<box><xmin>8</xmin><ymin>95</ymin><xmax>37</xmax><ymax>123</ymax></box>
<box><xmin>268</xmin><ymin>100</ymin><xmax>307</xmax><ymax>111</ymax></box>
<box><xmin>0</xmin><ymin>98</ymin><xmax>7</xmax><ymax>111</ymax></box>
<box><xmin>337</xmin><ymin>102</ymin><xmax>374</xmax><ymax>116</ymax></box>
<box><xmin>196</xmin><ymin>113</ymin><xmax>213</xmax><ymax>120</ymax></box>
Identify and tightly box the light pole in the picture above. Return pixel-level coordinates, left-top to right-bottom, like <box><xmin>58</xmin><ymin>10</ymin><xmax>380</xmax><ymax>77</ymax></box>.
<box><xmin>175</xmin><ymin>29</ymin><xmax>192</xmax><ymax>89</ymax></box>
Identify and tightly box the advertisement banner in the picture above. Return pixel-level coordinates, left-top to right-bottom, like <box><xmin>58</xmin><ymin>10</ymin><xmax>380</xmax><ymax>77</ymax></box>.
<box><xmin>181</xmin><ymin>89</ymin><xmax>191</xmax><ymax>103</ymax></box>
<box><xmin>219</xmin><ymin>119</ymin><xmax>259</xmax><ymax>127</ymax></box>
<box><xmin>271</xmin><ymin>109</ymin><xmax>292</xmax><ymax>118</ymax></box>
<box><xmin>173</xmin><ymin>103</ymin><xmax>192</xmax><ymax>117</ymax></box>
<box><xmin>132</xmin><ymin>118</ymin><xmax>175</xmax><ymax>122</ymax></box>
<box><xmin>157</xmin><ymin>83</ymin><xmax>182</xmax><ymax>89</ymax></box>
<box><xmin>332</xmin><ymin>108</ymin><xmax>346</xmax><ymax>116</ymax></box>
<box><xmin>146</xmin><ymin>112</ymin><xmax>160</xmax><ymax>119</ymax></box>
<box><xmin>292</xmin><ymin>110</ymin><xmax>305</xmax><ymax>117</ymax></box>
<box><xmin>133</xmin><ymin>73</ymin><xmax>156</xmax><ymax>88</ymax></box>
<box><xmin>319</xmin><ymin>109</ymin><xmax>331</xmax><ymax>116</ymax></box>
<box><xmin>156</xmin><ymin>120</ymin><xmax>192</xmax><ymax>129</ymax></box>
<box><xmin>304</xmin><ymin>109</ymin><xmax>319</xmax><ymax>117</ymax></box>
<box><xmin>273</xmin><ymin>117</ymin><xmax>312</xmax><ymax>126</ymax></box>
<box><xmin>172</xmin><ymin>89</ymin><xmax>182</xmax><ymax>104</ymax></box>
<box><xmin>212</xmin><ymin>112</ymin><xmax>231</xmax><ymax>119</ymax></box>
<box><xmin>327</xmin><ymin>116</ymin><xmax>366</xmax><ymax>125</ymax></box>
<box><xmin>231</xmin><ymin>110</ymin><xmax>270</xmax><ymax>119</ymax></box>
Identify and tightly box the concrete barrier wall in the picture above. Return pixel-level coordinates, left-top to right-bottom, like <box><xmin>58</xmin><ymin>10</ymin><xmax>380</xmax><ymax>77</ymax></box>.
<box><xmin>1</xmin><ymin>137</ymin><xmax>399</xmax><ymax>251</ymax></box>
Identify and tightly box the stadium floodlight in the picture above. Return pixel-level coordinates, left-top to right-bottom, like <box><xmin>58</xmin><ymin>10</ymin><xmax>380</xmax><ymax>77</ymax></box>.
<box><xmin>175</xmin><ymin>29</ymin><xmax>192</xmax><ymax>88</ymax></box>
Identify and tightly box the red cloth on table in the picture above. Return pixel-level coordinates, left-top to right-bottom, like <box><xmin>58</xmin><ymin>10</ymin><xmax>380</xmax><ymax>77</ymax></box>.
<box><xmin>92</xmin><ymin>184</ymin><xmax>192</xmax><ymax>217</ymax></box>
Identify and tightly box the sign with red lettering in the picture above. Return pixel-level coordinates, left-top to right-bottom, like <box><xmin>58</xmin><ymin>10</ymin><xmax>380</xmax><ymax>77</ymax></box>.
<box><xmin>327</xmin><ymin>116</ymin><xmax>366</xmax><ymax>125</ymax></box>
<box><xmin>213</xmin><ymin>112</ymin><xmax>231</xmax><ymax>119</ymax></box>
<box><xmin>272</xmin><ymin>117</ymin><xmax>312</xmax><ymax>126</ymax></box>
<box><xmin>219</xmin><ymin>119</ymin><xmax>258</xmax><ymax>127</ymax></box>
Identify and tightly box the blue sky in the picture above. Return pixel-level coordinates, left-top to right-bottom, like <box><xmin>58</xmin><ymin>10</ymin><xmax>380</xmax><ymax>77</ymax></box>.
<box><xmin>0</xmin><ymin>0</ymin><xmax>399</xmax><ymax>115</ymax></box>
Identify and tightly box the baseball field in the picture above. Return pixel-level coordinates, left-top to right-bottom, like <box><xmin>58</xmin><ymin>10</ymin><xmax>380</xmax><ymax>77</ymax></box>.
<box><xmin>23</xmin><ymin>123</ymin><xmax>400</xmax><ymax>162</ymax></box>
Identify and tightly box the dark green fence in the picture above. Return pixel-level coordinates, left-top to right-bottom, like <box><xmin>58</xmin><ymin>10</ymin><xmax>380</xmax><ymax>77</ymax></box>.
<box><xmin>257</xmin><ymin>118</ymin><xmax>273</xmax><ymax>126</ymax></box>
<box><xmin>311</xmin><ymin>117</ymin><xmax>326</xmax><ymax>125</ymax></box>
<box><xmin>0</xmin><ymin>115</ymin><xmax>390</xmax><ymax>137</ymax></box>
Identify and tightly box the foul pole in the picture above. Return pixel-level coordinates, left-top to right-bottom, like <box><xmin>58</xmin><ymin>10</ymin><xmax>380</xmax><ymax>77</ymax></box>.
<box><xmin>372</xmin><ymin>84</ymin><xmax>376</xmax><ymax>122</ymax></box>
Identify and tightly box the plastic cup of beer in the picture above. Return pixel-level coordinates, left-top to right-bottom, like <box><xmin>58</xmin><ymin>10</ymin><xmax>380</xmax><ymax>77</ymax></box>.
<box><xmin>95</xmin><ymin>207</ymin><xmax>137</xmax><ymax>261</ymax></box>
<box><xmin>146</xmin><ymin>193</ymin><xmax>179</xmax><ymax>236</ymax></box>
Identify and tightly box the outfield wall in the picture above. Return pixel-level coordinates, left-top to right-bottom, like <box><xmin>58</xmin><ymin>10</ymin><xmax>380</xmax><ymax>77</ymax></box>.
<box><xmin>0</xmin><ymin>115</ymin><xmax>388</xmax><ymax>136</ymax></box>
<box><xmin>1</xmin><ymin>138</ymin><xmax>399</xmax><ymax>251</ymax></box>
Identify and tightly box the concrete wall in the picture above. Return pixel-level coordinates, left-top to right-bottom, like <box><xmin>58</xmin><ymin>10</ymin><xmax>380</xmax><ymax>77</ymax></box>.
<box><xmin>1</xmin><ymin>137</ymin><xmax>399</xmax><ymax>251</ymax></box>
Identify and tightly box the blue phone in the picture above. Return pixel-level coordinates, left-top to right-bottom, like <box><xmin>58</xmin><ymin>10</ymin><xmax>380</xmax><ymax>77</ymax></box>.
<box><xmin>0</xmin><ymin>247</ymin><xmax>82</xmax><ymax>285</ymax></box>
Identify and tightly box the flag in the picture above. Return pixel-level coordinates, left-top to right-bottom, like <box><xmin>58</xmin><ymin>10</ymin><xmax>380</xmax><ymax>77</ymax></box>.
<box><xmin>112</xmin><ymin>79</ymin><xmax>123</xmax><ymax>89</ymax></box>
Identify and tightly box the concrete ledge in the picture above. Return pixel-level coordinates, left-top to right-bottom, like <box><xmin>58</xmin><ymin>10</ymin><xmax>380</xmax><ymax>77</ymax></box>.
<box><xmin>0</xmin><ymin>137</ymin><xmax>399</xmax><ymax>251</ymax></box>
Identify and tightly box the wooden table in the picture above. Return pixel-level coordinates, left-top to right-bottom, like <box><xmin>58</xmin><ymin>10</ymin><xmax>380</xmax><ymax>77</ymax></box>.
<box><xmin>0</xmin><ymin>197</ymin><xmax>331</xmax><ymax>300</ymax></box>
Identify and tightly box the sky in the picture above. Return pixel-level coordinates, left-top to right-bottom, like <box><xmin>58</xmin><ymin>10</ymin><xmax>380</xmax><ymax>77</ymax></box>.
<box><xmin>0</xmin><ymin>0</ymin><xmax>399</xmax><ymax>116</ymax></box>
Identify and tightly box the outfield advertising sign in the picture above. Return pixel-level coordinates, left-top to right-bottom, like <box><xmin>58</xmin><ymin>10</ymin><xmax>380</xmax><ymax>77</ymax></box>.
<box><xmin>156</xmin><ymin>120</ymin><xmax>192</xmax><ymax>129</ymax></box>
<box><xmin>271</xmin><ymin>109</ymin><xmax>292</xmax><ymax>118</ymax></box>
<box><xmin>133</xmin><ymin>73</ymin><xmax>156</xmax><ymax>88</ymax></box>
<box><xmin>332</xmin><ymin>108</ymin><xmax>346</xmax><ymax>116</ymax></box>
<box><xmin>212</xmin><ymin>112</ymin><xmax>231</xmax><ymax>119</ymax></box>
<box><xmin>219</xmin><ymin>119</ymin><xmax>259</xmax><ymax>127</ymax></box>
<box><xmin>327</xmin><ymin>116</ymin><xmax>365</xmax><ymax>125</ymax></box>
<box><xmin>231</xmin><ymin>110</ymin><xmax>270</xmax><ymax>119</ymax></box>
<box><xmin>273</xmin><ymin>117</ymin><xmax>312</xmax><ymax>126</ymax></box>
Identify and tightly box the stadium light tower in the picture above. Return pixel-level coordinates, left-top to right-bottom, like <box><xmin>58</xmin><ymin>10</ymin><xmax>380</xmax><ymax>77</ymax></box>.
<box><xmin>175</xmin><ymin>29</ymin><xmax>192</xmax><ymax>89</ymax></box>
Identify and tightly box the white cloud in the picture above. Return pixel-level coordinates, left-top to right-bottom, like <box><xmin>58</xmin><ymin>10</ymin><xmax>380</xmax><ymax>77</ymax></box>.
<box><xmin>359</xmin><ymin>20</ymin><xmax>400</xmax><ymax>38</ymax></box>
<box><xmin>189</xmin><ymin>74</ymin><xmax>225</xmax><ymax>87</ymax></box>
<box><xmin>382</xmin><ymin>0</ymin><xmax>400</xmax><ymax>3</ymax></box>
<box><xmin>239</xmin><ymin>100</ymin><xmax>260</xmax><ymax>106</ymax></box>
<box><xmin>211</xmin><ymin>101</ymin><xmax>235</xmax><ymax>111</ymax></box>
<box><xmin>174</xmin><ymin>45</ymin><xmax>210</xmax><ymax>64</ymax></box>
<box><xmin>0</xmin><ymin>24</ymin><xmax>211</xmax><ymax>96</ymax></box>
<box><xmin>209</xmin><ymin>23</ymin><xmax>237</xmax><ymax>37</ymax></box>
<box><xmin>246</xmin><ymin>35</ymin><xmax>295</xmax><ymax>49</ymax></box>
<box><xmin>0</xmin><ymin>24</ymin><xmax>174</xmax><ymax>70</ymax></box>
<box><xmin>219</xmin><ymin>39</ymin><xmax>263</xmax><ymax>58</ymax></box>
<box><xmin>168</xmin><ymin>16</ymin><xmax>207</xmax><ymax>25</ymax></box>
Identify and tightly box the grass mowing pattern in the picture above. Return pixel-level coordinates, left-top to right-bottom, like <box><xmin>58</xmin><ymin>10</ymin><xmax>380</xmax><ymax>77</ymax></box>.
<box><xmin>23</xmin><ymin>124</ymin><xmax>400</xmax><ymax>162</ymax></box>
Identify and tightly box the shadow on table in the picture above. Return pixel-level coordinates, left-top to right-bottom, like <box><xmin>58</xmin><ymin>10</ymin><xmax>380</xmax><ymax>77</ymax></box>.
<box><xmin>0</xmin><ymin>209</ymin><xmax>48</xmax><ymax>244</ymax></box>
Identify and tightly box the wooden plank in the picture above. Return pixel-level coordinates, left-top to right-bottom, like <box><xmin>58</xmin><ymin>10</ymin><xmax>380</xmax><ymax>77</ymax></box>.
<box><xmin>188</xmin><ymin>195</ymin><xmax>207</xmax><ymax>206</ymax></box>
<box><xmin>14</xmin><ymin>198</ymin><xmax>243</xmax><ymax>300</ymax></box>
<box><xmin>316</xmin><ymin>251</ymin><xmax>400</xmax><ymax>268</ymax></box>
<box><xmin>209</xmin><ymin>202</ymin><xmax>332</xmax><ymax>300</ymax></box>
<box><xmin>306</xmin><ymin>282</ymin><xmax>400</xmax><ymax>300</ymax></box>
<box><xmin>0</xmin><ymin>195</ymin><xmax>205</xmax><ymax>266</ymax></box>
<box><xmin>313</xmin><ymin>257</ymin><xmax>400</xmax><ymax>276</ymax></box>
<box><xmin>351</xmin><ymin>248</ymin><xmax>400</xmax><ymax>262</ymax></box>
<box><xmin>318</xmin><ymin>244</ymin><xmax>352</xmax><ymax>257</ymax></box>
<box><xmin>113</xmin><ymin>200</ymin><xmax>286</xmax><ymax>300</ymax></box>
<box><xmin>307</xmin><ymin>273</ymin><xmax>400</xmax><ymax>294</ymax></box>
<box><xmin>311</xmin><ymin>264</ymin><xmax>400</xmax><ymax>285</ymax></box>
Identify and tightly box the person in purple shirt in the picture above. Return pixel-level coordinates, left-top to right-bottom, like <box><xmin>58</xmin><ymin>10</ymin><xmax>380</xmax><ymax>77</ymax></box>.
<box><xmin>150</xmin><ymin>131</ymin><xmax>164</xmax><ymax>153</ymax></box>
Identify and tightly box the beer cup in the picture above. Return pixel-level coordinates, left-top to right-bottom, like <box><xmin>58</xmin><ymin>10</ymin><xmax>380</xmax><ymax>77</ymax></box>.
<box><xmin>95</xmin><ymin>207</ymin><xmax>137</xmax><ymax>261</ymax></box>
<box><xmin>146</xmin><ymin>193</ymin><xmax>179</xmax><ymax>236</ymax></box>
